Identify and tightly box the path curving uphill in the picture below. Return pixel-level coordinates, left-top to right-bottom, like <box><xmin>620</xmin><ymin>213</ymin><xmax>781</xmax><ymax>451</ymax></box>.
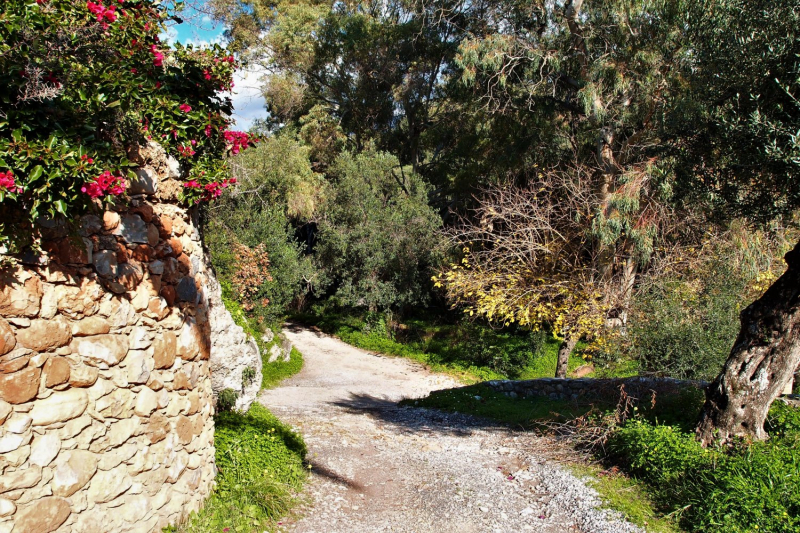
<box><xmin>259</xmin><ymin>323</ymin><xmax>642</xmax><ymax>533</ymax></box>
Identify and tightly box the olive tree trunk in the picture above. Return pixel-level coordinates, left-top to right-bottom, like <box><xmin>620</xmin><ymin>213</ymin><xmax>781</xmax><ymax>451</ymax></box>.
<box><xmin>555</xmin><ymin>334</ymin><xmax>579</xmax><ymax>378</ymax></box>
<box><xmin>696</xmin><ymin>240</ymin><xmax>800</xmax><ymax>445</ymax></box>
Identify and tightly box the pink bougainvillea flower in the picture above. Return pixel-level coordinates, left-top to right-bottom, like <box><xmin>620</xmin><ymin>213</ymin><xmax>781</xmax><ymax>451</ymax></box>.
<box><xmin>82</xmin><ymin>171</ymin><xmax>126</xmax><ymax>199</ymax></box>
<box><xmin>150</xmin><ymin>45</ymin><xmax>164</xmax><ymax>67</ymax></box>
<box><xmin>183</xmin><ymin>180</ymin><xmax>201</xmax><ymax>188</ymax></box>
<box><xmin>0</xmin><ymin>171</ymin><xmax>22</xmax><ymax>194</ymax></box>
<box><xmin>204</xmin><ymin>124</ymin><xmax>212</xmax><ymax>137</ymax></box>
<box><xmin>178</xmin><ymin>103</ymin><xmax>192</xmax><ymax>113</ymax></box>
<box><xmin>87</xmin><ymin>1</ymin><xmax>103</xmax><ymax>15</ymax></box>
<box><xmin>177</xmin><ymin>144</ymin><xmax>196</xmax><ymax>158</ymax></box>
<box><xmin>203</xmin><ymin>69</ymin><xmax>212</xmax><ymax>81</ymax></box>
<box><xmin>103</xmin><ymin>5</ymin><xmax>117</xmax><ymax>21</ymax></box>
<box><xmin>222</xmin><ymin>130</ymin><xmax>256</xmax><ymax>155</ymax></box>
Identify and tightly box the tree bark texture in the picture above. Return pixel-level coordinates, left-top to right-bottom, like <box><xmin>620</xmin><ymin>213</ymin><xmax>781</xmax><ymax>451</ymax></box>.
<box><xmin>555</xmin><ymin>334</ymin><xmax>579</xmax><ymax>378</ymax></box>
<box><xmin>696</xmin><ymin>240</ymin><xmax>800</xmax><ymax>445</ymax></box>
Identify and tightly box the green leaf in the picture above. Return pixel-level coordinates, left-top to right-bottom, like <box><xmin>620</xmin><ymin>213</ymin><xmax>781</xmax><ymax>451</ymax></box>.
<box><xmin>107</xmin><ymin>100</ymin><xmax>121</xmax><ymax>108</ymax></box>
<box><xmin>54</xmin><ymin>199</ymin><xmax>67</xmax><ymax>215</ymax></box>
<box><xmin>28</xmin><ymin>165</ymin><xmax>44</xmax><ymax>181</ymax></box>
<box><xmin>11</xmin><ymin>129</ymin><xmax>22</xmax><ymax>143</ymax></box>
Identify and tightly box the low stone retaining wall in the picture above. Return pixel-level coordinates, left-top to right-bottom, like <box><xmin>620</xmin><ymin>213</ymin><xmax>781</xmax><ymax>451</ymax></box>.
<box><xmin>0</xmin><ymin>143</ymin><xmax>260</xmax><ymax>533</ymax></box>
<box><xmin>485</xmin><ymin>376</ymin><xmax>708</xmax><ymax>403</ymax></box>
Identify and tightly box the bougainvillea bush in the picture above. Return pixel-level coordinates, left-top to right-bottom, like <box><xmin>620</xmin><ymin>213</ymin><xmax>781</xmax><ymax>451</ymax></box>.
<box><xmin>0</xmin><ymin>0</ymin><xmax>257</xmax><ymax>249</ymax></box>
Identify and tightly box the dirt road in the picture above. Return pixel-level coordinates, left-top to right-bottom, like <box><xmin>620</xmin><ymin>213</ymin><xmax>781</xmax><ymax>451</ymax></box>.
<box><xmin>259</xmin><ymin>324</ymin><xmax>641</xmax><ymax>533</ymax></box>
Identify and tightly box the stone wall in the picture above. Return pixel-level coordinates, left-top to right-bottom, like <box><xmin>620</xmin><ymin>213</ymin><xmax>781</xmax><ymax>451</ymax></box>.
<box><xmin>485</xmin><ymin>376</ymin><xmax>708</xmax><ymax>402</ymax></box>
<box><xmin>0</xmin><ymin>143</ymin><xmax>259</xmax><ymax>532</ymax></box>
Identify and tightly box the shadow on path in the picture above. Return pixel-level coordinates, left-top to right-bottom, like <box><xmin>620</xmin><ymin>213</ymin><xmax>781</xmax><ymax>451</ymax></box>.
<box><xmin>328</xmin><ymin>393</ymin><xmax>511</xmax><ymax>438</ymax></box>
<box><xmin>306</xmin><ymin>457</ymin><xmax>366</xmax><ymax>492</ymax></box>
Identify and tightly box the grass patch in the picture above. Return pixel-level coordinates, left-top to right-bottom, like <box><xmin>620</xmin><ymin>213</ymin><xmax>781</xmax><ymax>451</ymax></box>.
<box><xmin>168</xmin><ymin>403</ymin><xmax>308</xmax><ymax>533</ymax></box>
<box><xmin>568</xmin><ymin>463</ymin><xmax>681</xmax><ymax>533</ymax></box>
<box><xmin>261</xmin><ymin>347</ymin><xmax>303</xmax><ymax>389</ymax></box>
<box><xmin>608</xmin><ymin>403</ymin><xmax>800</xmax><ymax>532</ymax></box>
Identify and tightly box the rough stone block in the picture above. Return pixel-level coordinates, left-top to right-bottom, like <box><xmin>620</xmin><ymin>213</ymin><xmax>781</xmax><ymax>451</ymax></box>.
<box><xmin>0</xmin><ymin>271</ymin><xmax>42</xmax><ymax>318</ymax></box>
<box><xmin>0</xmin><ymin>318</ymin><xmax>16</xmax><ymax>356</ymax></box>
<box><xmin>71</xmin><ymin>334</ymin><xmax>129</xmax><ymax>367</ymax></box>
<box><xmin>11</xmin><ymin>496</ymin><xmax>70</xmax><ymax>533</ymax></box>
<box><xmin>0</xmin><ymin>366</ymin><xmax>41</xmax><ymax>404</ymax></box>
<box><xmin>29</xmin><ymin>389</ymin><xmax>88</xmax><ymax>426</ymax></box>
<box><xmin>113</xmin><ymin>214</ymin><xmax>149</xmax><ymax>245</ymax></box>
<box><xmin>44</xmin><ymin>357</ymin><xmax>71</xmax><ymax>387</ymax></box>
<box><xmin>129</xmin><ymin>168</ymin><xmax>158</xmax><ymax>195</ymax></box>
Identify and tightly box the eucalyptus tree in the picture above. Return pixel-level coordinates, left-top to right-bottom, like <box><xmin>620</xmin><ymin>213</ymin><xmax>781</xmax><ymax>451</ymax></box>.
<box><xmin>441</xmin><ymin>0</ymin><xmax>687</xmax><ymax>374</ymax></box>
<box><xmin>211</xmin><ymin>0</ymin><xmax>485</xmax><ymax>174</ymax></box>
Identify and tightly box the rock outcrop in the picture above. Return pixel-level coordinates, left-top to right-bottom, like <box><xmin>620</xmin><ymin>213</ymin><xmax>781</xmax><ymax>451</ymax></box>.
<box><xmin>206</xmin><ymin>268</ymin><xmax>261</xmax><ymax>411</ymax></box>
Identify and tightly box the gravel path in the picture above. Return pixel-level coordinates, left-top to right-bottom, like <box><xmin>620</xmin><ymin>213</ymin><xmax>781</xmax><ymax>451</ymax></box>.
<box><xmin>259</xmin><ymin>324</ymin><xmax>642</xmax><ymax>533</ymax></box>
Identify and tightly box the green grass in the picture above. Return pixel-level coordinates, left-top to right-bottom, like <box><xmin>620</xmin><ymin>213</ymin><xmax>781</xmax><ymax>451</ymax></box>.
<box><xmin>568</xmin><ymin>463</ymin><xmax>681</xmax><ymax>533</ymax></box>
<box><xmin>261</xmin><ymin>347</ymin><xmax>303</xmax><ymax>389</ymax></box>
<box><xmin>609</xmin><ymin>404</ymin><xmax>800</xmax><ymax>533</ymax></box>
<box><xmin>168</xmin><ymin>403</ymin><xmax>308</xmax><ymax>533</ymax></box>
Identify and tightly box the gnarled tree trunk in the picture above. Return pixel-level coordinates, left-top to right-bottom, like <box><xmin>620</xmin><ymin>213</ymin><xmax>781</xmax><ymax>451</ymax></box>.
<box><xmin>696</xmin><ymin>240</ymin><xmax>800</xmax><ymax>445</ymax></box>
<box><xmin>555</xmin><ymin>333</ymin><xmax>579</xmax><ymax>378</ymax></box>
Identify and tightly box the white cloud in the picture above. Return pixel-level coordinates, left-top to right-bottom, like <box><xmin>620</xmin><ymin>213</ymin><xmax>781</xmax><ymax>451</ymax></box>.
<box><xmin>226</xmin><ymin>64</ymin><xmax>268</xmax><ymax>131</ymax></box>
<box><xmin>183</xmin><ymin>34</ymin><xmax>226</xmax><ymax>48</ymax></box>
<box><xmin>160</xmin><ymin>26</ymin><xmax>179</xmax><ymax>46</ymax></box>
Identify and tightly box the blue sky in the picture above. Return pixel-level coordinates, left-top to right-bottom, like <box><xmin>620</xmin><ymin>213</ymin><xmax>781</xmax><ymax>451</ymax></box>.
<box><xmin>162</xmin><ymin>6</ymin><xmax>267</xmax><ymax>131</ymax></box>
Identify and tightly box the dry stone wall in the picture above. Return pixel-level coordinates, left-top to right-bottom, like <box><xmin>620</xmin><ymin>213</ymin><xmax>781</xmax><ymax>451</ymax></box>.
<box><xmin>486</xmin><ymin>376</ymin><xmax>708</xmax><ymax>402</ymax></box>
<box><xmin>0</xmin><ymin>143</ymin><xmax>260</xmax><ymax>532</ymax></box>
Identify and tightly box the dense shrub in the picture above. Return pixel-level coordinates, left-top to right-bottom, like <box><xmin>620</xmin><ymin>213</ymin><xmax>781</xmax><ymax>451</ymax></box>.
<box><xmin>206</xmin><ymin>206</ymin><xmax>312</xmax><ymax>324</ymax></box>
<box><xmin>314</xmin><ymin>150</ymin><xmax>442</xmax><ymax>312</ymax></box>
<box><xmin>609</xmin><ymin>402</ymin><xmax>800</xmax><ymax>532</ymax></box>
<box><xmin>205</xmin><ymin>132</ymin><xmax>320</xmax><ymax>324</ymax></box>
<box><xmin>617</xmin><ymin>228</ymin><xmax>791</xmax><ymax>380</ymax></box>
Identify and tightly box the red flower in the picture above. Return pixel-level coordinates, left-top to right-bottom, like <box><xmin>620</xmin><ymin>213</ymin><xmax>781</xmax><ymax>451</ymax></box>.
<box><xmin>82</xmin><ymin>171</ymin><xmax>126</xmax><ymax>199</ymax></box>
<box><xmin>0</xmin><ymin>171</ymin><xmax>22</xmax><ymax>194</ymax></box>
<box><xmin>150</xmin><ymin>45</ymin><xmax>164</xmax><ymax>67</ymax></box>
<box><xmin>178</xmin><ymin>103</ymin><xmax>192</xmax><ymax>113</ymax></box>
